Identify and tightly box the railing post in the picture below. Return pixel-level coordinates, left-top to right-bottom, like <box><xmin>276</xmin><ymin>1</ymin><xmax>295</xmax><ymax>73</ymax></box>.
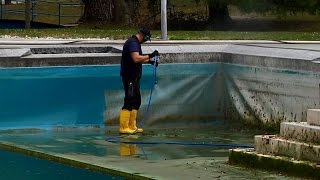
<box><xmin>1</xmin><ymin>1</ymin><xmax>3</xmax><ymax>20</ymax></box>
<box><xmin>58</xmin><ymin>2</ymin><xmax>61</xmax><ymax>26</ymax></box>
<box><xmin>31</xmin><ymin>1</ymin><xmax>34</xmax><ymax>22</ymax></box>
<box><xmin>25</xmin><ymin>0</ymin><xmax>31</xmax><ymax>29</ymax></box>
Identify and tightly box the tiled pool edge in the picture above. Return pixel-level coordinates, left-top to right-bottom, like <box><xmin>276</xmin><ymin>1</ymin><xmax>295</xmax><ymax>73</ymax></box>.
<box><xmin>0</xmin><ymin>142</ymin><xmax>153</xmax><ymax>180</ymax></box>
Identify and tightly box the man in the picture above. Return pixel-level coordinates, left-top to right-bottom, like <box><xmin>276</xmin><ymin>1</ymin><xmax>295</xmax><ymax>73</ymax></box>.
<box><xmin>119</xmin><ymin>28</ymin><xmax>159</xmax><ymax>134</ymax></box>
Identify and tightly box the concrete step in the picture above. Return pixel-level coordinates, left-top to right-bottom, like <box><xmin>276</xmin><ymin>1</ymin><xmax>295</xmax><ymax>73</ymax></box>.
<box><xmin>229</xmin><ymin>148</ymin><xmax>320</xmax><ymax>179</ymax></box>
<box><xmin>307</xmin><ymin>109</ymin><xmax>320</xmax><ymax>126</ymax></box>
<box><xmin>280</xmin><ymin>122</ymin><xmax>320</xmax><ymax>144</ymax></box>
<box><xmin>255</xmin><ymin>135</ymin><xmax>320</xmax><ymax>163</ymax></box>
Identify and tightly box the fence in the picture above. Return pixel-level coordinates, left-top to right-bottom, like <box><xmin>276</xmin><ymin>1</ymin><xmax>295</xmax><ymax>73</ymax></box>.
<box><xmin>0</xmin><ymin>0</ymin><xmax>84</xmax><ymax>27</ymax></box>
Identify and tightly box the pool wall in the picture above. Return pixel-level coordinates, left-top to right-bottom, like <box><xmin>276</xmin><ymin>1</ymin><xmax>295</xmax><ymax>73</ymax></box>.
<box><xmin>0</xmin><ymin>43</ymin><xmax>319</xmax><ymax>130</ymax></box>
<box><xmin>0</xmin><ymin>66</ymin><xmax>123</xmax><ymax>129</ymax></box>
<box><xmin>106</xmin><ymin>63</ymin><xmax>320</xmax><ymax>129</ymax></box>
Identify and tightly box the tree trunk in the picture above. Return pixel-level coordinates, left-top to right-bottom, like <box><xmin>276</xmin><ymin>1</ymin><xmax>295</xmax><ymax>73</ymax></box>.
<box><xmin>113</xmin><ymin>0</ymin><xmax>133</xmax><ymax>24</ymax></box>
<box><xmin>124</xmin><ymin>0</ymin><xmax>139</xmax><ymax>24</ymax></box>
<box><xmin>5</xmin><ymin>0</ymin><xmax>11</xmax><ymax>5</ymax></box>
<box><xmin>207</xmin><ymin>0</ymin><xmax>232</xmax><ymax>27</ymax></box>
<box><xmin>81</xmin><ymin>0</ymin><xmax>114</xmax><ymax>22</ymax></box>
<box><xmin>113</xmin><ymin>0</ymin><xmax>126</xmax><ymax>23</ymax></box>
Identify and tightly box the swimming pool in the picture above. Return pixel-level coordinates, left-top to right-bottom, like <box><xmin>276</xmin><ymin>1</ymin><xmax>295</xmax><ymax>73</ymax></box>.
<box><xmin>0</xmin><ymin>62</ymin><xmax>315</xmax><ymax>179</ymax></box>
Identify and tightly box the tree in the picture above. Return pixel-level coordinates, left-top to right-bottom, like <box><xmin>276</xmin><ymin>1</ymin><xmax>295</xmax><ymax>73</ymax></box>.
<box><xmin>81</xmin><ymin>0</ymin><xmax>114</xmax><ymax>22</ymax></box>
<box><xmin>207</xmin><ymin>0</ymin><xmax>232</xmax><ymax>26</ymax></box>
<box><xmin>203</xmin><ymin>0</ymin><xmax>320</xmax><ymax>25</ymax></box>
<box><xmin>5</xmin><ymin>0</ymin><xmax>11</xmax><ymax>5</ymax></box>
<box><xmin>81</xmin><ymin>0</ymin><xmax>140</xmax><ymax>24</ymax></box>
<box><xmin>234</xmin><ymin>0</ymin><xmax>320</xmax><ymax>16</ymax></box>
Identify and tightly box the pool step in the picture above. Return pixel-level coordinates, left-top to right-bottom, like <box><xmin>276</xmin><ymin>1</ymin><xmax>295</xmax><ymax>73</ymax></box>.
<box><xmin>229</xmin><ymin>110</ymin><xmax>320</xmax><ymax>176</ymax></box>
<box><xmin>255</xmin><ymin>135</ymin><xmax>320</xmax><ymax>163</ymax></box>
<box><xmin>307</xmin><ymin>109</ymin><xmax>320</xmax><ymax>126</ymax></box>
<box><xmin>280</xmin><ymin>122</ymin><xmax>320</xmax><ymax>144</ymax></box>
<box><xmin>229</xmin><ymin>148</ymin><xmax>320</xmax><ymax>179</ymax></box>
<box><xmin>246</xmin><ymin>109</ymin><xmax>320</xmax><ymax>164</ymax></box>
<box><xmin>278</xmin><ymin>109</ymin><xmax>320</xmax><ymax>144</ymax></box>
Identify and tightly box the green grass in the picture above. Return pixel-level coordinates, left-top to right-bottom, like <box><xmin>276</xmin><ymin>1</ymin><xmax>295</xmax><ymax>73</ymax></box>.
<box><xmin>0</xmin><ymin>28</ymin><xmax>319</xmax><ymax>41</ymax></box>
<box><xmin>169</xmin><ymin>31</ymin><xmax>320</xmax><ymax>41</ymax></box>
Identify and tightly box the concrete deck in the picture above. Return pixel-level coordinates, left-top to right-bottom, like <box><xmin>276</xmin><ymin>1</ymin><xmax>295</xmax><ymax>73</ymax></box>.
<box><xmin>0</xmin><ymin>39</ymin><xmax>319</xmax><ymax>71</ymax></box>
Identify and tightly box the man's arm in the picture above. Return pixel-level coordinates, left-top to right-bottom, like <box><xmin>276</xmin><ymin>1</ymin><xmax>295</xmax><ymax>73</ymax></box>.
<box><xmin>130</xmin><ymin>52</ymin><xmax>150</xmax><ymax>64</ymax></box>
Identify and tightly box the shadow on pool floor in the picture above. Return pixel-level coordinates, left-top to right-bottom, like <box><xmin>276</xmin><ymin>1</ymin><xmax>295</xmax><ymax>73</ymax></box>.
<box><xmin>0</xmin><ymin>127</ymin><xmax>298</xmax><ymax>180</ymax></box>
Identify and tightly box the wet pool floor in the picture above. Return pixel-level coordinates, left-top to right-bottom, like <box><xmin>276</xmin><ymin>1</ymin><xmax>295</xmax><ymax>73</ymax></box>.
<box><xmin>0</xmin><ymin>127</ymin><xmax>298</xmax><ymax>180</ymax></box>
<box><xmin>0</xmin><ymin>149</ymin><xmax>123</xmax><ymax>180</ymax></box>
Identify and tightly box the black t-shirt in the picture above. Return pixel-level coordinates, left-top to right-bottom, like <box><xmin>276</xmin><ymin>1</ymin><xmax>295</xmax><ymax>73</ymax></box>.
<box><xmin>120</xmin><ymin>35</ymin><xmax>142</xmax><ymax>80</ymax></box>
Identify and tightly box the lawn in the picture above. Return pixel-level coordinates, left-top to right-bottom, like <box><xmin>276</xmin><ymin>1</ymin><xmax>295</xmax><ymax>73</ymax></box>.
<box><xmin>0</xmin><ymin>0</ymin><xmax>319</xmax><ymax>40</ymax></box>
<box><xmin>0</xmin><ymin>28</ymin><xmax>319</xmax><ymax>41</ymax></box>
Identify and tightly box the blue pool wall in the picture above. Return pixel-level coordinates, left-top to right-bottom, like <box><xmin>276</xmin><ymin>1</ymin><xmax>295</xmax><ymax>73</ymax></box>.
<box><xmin>0</xmin><ymin>62</ymin><xmax>320</xmax><ymax>130</ymax></box>
<box><xmin>0</xmin><ymin>43</ymin><xmax>320</xmax><ymax>130</ymax></box>
<box><xmin>0</xmin><ymin>66</ymin><xmax>121</xmax><ymax>129</ymax></box>
<box><xmin>0</xmin><ymin>63</ymin><xmax>225</xmax><ymax>129</ymax></box>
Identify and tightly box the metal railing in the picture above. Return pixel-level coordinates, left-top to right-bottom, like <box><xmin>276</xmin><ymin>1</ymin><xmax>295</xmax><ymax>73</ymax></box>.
<box><xmin>0</xmin><ymin>0</ymin><xmax>84</xmax><ymax>27</ymax></box>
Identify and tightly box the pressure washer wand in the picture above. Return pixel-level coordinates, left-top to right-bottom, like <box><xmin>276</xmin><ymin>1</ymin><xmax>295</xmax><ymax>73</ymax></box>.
<box><xmin>154</xmin><ymin>55</ymin><xmax>159</xmax><ymax>85</ymax></box>
<box><xmin>138</xmin><ymin>55</ymin><xmax>159</xmax><ymax>128</ymax></box>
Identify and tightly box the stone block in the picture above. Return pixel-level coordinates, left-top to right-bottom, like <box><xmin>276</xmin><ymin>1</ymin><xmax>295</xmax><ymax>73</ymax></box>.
<box><xmin>280</xmin><ymin>122</ymin><xmax>320</xmax><ymax>144</ymax></box>
<box><xmin>307</xmin><ymin>109</ymin><xmax>320</xmax><ymax>126</ymax></box>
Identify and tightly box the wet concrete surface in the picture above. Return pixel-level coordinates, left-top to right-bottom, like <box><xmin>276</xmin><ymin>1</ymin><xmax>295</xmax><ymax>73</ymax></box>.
<box><xmin>0</xmin><ymin>148</ymin><xmax>122</xmax><ymax>180</ymax></box>
<box><xmin>0</xmin><ymin>126</ymin><xmax>299</xmax><ymax>180</ymax></box>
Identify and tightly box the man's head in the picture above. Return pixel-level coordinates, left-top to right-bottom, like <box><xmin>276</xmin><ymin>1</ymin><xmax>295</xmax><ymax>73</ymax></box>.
<box><xmin>137</xmin><ymin>28</ymin><xmax>151</xmax><ymax>43</ymax></box>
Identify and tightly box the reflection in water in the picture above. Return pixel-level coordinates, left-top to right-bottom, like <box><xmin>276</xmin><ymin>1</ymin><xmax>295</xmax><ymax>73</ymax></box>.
<box><xmin>118</xmin><ymin>135</ymin><xmax>139</xmax><ymax>157</ymax></box>
<box><xmin>120</xmin><ymin>144</ymin><xmax>137</xmax><ymax>156</ymax></box>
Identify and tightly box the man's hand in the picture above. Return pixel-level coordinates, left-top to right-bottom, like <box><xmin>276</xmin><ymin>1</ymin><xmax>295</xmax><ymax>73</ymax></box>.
<box><xmin>148</xmin><ymin>50</ymin><xmax>159</xmax><ymax>59</ymax></box>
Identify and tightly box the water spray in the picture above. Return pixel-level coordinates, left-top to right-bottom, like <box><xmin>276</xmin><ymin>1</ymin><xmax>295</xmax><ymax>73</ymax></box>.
<box><xmin>106</xmin><ymin>55</ymin><xmax>253</xmax><ymax>149</ymax></box>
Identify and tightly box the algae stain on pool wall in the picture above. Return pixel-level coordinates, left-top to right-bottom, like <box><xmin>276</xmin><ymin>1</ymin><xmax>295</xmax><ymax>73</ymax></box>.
<box><xmin>105</xmin><ymin>63</ymin><xmax>320</xmax><ymax>130</ymax></box>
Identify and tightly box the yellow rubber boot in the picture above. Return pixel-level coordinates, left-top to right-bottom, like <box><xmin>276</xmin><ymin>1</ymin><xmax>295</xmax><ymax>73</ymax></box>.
<box><xmin>119</xmin><ymin>110</ymin><xmax>135</xmax><ymax>134</ymax></box>
<box><xmin>129</xmin><ymin>109</ymin><xmax>143</xmax><ymax>133</ymax></box>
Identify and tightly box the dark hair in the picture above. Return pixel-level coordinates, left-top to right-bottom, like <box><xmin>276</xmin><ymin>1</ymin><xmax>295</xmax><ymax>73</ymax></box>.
<box><xmin>139</xmin><ymin>28</ymin><xmax>151</xmax><ymax>42</ymax></box>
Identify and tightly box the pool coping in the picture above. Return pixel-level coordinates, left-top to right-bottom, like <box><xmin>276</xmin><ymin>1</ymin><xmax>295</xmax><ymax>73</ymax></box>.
<box><xmin>0</xmin><ymin>42</ymin><xmax>319</xmax><ymax>73</ymax></box>
<box><xmin>0</xmin><ymin>142</ymin><xmax>154</xmax><ymax>180</ymax></box>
